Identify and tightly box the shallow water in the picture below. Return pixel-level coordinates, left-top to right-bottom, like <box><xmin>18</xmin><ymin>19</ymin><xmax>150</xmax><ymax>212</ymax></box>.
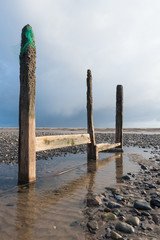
<box><xmin>0</xmin><ymin>147</ymin><xmax>151</xmax><ymax>240</ymax></box>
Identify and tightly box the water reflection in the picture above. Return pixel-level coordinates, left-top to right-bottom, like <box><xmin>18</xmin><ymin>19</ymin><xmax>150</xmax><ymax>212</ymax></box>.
<box><xmin>15</xmin><ymin>153</ymin><xmax>123</xmax><ymax>240</ymax></box>
<box><xmin>116</xmin><ymin>153</ymin><xmax>123</xmax><ymax>183</ymax></box>
<box><xmin>87</xmin><ymin>153</ymin><xmax>123</xmax><ymax>197</ymax></box>
<box><xmin>16</xmin><ymin>183</ymin><xmax>36</xmax><ymax>240</ymax></box>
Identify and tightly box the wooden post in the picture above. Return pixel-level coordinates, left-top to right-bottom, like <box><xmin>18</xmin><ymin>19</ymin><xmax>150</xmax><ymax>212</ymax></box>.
<box><xmin>115</xmin><ymin>85</ymin><xmax>123</xmax><ymax>150</ymax></box>
<box><xmin>18</xmin><ymin>24</ymin><xmax>36</xmax><ymax>184</ymax></box>
<box><xmin>86</xmin><ymin>70</ymin><xmax>98</xmax><ymax>161</ymax></box>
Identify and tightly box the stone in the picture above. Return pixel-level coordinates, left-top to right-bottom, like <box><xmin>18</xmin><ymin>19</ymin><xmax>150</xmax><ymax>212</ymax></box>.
<box><xmin>101</xmin><ymin>212</ymin><xmax>117</xmax><ymax>221</ymax></box>
<box><xmin>140</xmin><ymin>164</ymin><xmax>148</xmax><ymax>170</ymax></box>
<box><xmin>148</xmin><ymin>183</ymin><xmax>156</xmax><ymax>189</ymax></box>
<box><xmin>115</xmin><ymin>194</ymin><xmax>124</xmax><ymax>201</ymax></box>
<box><xmin>122</xmin><ymin>175</ymin><xmax>131</xmax><ymax>180</ymax></box>
<box><xmin>87</xmin><ymin>196</ymin><xmax>102</xmax><ymax>207</ymax></box>
<box><xmin>150</xmin><ymin>192</ymin><xmax>159</xmax><ymax>198</ymax></box>
<box><xmin>152</xmin><ymin>214</ymin><xmax>160</xmax><ymax>225</ymax></box>
<box><xmin>115</xmin><ymin>221</ymin><xmax>135</xmax><ymax>234</ymax></box>
<box><xmin>70</xmin><ymin>221</ymin><xmax>79</xmax><ymax>226</ymax></box>
<box><xmin>150</xmin><ymin>199</ymin><xmax>160</xmax><ymax>208</ymax></box>
<box><xmin>134</xmin><ymin>200</ymin><xmax>152</xmax><ymax>210</ymax></box>
<box><xmin>104</xmin><ymin>207</ymin><xmax>111</xmax><ymax>212</ymax></box>
<box><xmin>87</xmin><ymin>220</ymin><xmax>98</xmax><ymax>231</ymax></box>
<box><xmin>126</xmin><ymin>216</ymin><xmax>140</xmax><ymax>226</ymax></box>
<box><xmin>141</xmin><ymin>211</ymin><xmax>150</xmax><ymax>217</ymax></box>
<box><xmin>110</xmin><ymin>230</ymin><xmax>122</xmax><ymax>239</ymax></box>
<box><xmin>107</xmin><ymin>201</ymin><xmax>122</xmax><ymax>209</ymax></box>
<box><xmin>141</xmin><ymin>222</ymin><xmax>146</xmax><ymax>230</ymax></box>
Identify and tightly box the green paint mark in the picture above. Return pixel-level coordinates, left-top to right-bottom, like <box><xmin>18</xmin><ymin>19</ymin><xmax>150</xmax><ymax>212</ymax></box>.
<box><xmin>20</xmin><ymin>25</ymin><xmax>35</xmax><ymax>59</ymax></box>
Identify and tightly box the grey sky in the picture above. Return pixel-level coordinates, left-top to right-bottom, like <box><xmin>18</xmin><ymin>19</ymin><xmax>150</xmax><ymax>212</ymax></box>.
<box><xmin>1</xmin><ymin>0</ymin><xmax>160</xmax><ymax>127</ymax></box>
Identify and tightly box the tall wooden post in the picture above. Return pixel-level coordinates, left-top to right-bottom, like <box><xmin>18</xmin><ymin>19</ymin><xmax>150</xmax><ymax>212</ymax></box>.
<box><xmin>115</xmin><ymin>85</ymin><xmax>123</xmax><ymax>150</ymax></box>
<box><xmin>18</xmin><ymin>24</ymin><xmax>36</xmax><ymax>184</ymax></box>
<box><xmin>87</xmin><ymin>70</ymin><xmax>98</xmax><ymax>161</ymax></box>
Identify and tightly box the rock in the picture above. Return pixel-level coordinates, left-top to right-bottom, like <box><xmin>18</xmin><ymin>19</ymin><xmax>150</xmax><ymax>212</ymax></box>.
<box><xmin>112</xmin><ymin>209</ymin><xmax>120</xmax><ymax>216</ymax></box>
<box><xmin>119</xmin><ymin>216</ymin><xmax>126</xmax><ymax>222</ymax></box>
<box><xmin>150</xmin><ymin>199</ymin><xmax>160</xmax><ymax>208</ymax></box>
<box><xmin>152</xmin><ymin>214</ymin><xmax>159</xmax><ymax>225</ymax></box>
<box><xmin>101</xmin><ymin>212</ymin><xmax>117</xmax><ymax>221</ymax></box>
<box><xmin>87</xmin><ymin>196</ymin><xmax>102</xmax><ymax>207</ymax></box>
<box><xmin>87</xmin><ymin>220</ymin><xmax>98</xmax><ymax>231</ymax></box>
<box><xmin>70</xmin><ymin>221</ymin><xmax>79</xmax><ymax>226</ymax></box>
<box><xmin>115</xmin><ymin>221</ymin><xmax>135</xmax><ymax>234</ymax></box>
<box><xmin>140</xmin><ymin>216</ymin><xmax>145</xmax><ymax>221</ymax></box>
<box><xmin>141</xmin><ymin>222</ymin><xmax>146</xmax><ymax>230</ymax></box>
<box><xmin>126</xmin><ymin>216</ymin><xmax>140</xmax><ymax>226</ymax></box>
<box><xmin>134</xmin><ymin>200</ymin><xmax>152</xmax><ymax>210</ymax></box>
<box><xmin>107</xmin><ymin>201</ymin><xmax>122</xmax><ymax>209</ymax></box>
<box><xmin>140</xmin><ymin>164</ymin><xmax>148</xmax><ymax>170</ymax></box>
<box><xmin>141</xmin><ymin>211</ymin><xmax>150</xmax><ymax>217</ymax></box>
<box><xmin>110</xmin><ymin>230</ymin><xmax>122</xmax><ymax>239</ymax></box>
<box><xmin>150</xmin><ymin>192</ymin><xmax>159</xmax><ymax>198</ymax></box>
<box><xmin>115</xmin><ymin>194</ymin><xmax>124</xmax><ymax>201</ymax></box>
<box><xmin>122</xmin><ymin>175</ymin><xmax>131</xmax><ymax>180</ymax></box>
<box><xmin>148</xmin><ymin>183</ymin><xmax>156</xmax><ymax>189</ymax></box>
<box><xmin>104</xmin><ymin>207</ymin><xmax>111</xmax><ymax>212</ymax></box>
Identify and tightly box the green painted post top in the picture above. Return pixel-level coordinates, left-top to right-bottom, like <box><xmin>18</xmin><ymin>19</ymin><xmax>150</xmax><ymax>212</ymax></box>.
<box><xmin>20</xmin><ymin>24</ymin><xmax>36</xmax><ymax>59</ymax></box>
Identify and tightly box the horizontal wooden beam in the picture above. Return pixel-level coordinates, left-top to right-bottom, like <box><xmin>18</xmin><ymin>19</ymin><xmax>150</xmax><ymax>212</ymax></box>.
<box><xmin>36</xmin><ymin>134</ymin><xmax>91</xmax><ymax>152</ymax></box>
<box><xmin>96</xmin><ymin>142</ymin><xmax>121</xmax><ymax>152</ymax></box>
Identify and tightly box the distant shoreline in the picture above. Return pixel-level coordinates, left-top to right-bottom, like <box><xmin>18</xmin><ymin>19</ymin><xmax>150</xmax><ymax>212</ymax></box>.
<box><xmin>0</xmin><ymin>127</ymin><xmax>160</xmax><ymax>134</ymax></box>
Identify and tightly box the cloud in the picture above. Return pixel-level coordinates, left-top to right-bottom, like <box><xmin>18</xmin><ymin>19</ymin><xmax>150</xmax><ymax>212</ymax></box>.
<box><xmin>1</xmin><ymin>0</ymin><xmax>160</xmax><ymax>127</ymax></box>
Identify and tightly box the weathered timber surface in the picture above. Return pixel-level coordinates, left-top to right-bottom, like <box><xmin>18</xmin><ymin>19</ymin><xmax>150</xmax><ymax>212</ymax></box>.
<box><xmin>87</xmin><ymin>70</ymin><xmax>97</xmax><ymax>160</ymax></box>
<box><xmin>115</xmin><ymin>85</ymin><xmax>123</xmax><ymax>148</ymax></box>
<box><xmin>96</xmin><ymin>142</ymin><xmax>121</xmax><ymax>152</ymax></box>
<box><xmin>18</xmin><ymin>25</ymin><xmax>36</xmax><ymax>184</ymax></box>
<box><xmin>36</xmin><ymin>134</ymin><xmax>91</xmax><ymax>152</ymax></box>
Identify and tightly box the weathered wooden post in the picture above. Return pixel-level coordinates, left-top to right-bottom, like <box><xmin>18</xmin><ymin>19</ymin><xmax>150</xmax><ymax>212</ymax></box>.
<box><xmin>87</xmin><ymin>70</ymin><xmax>98</xmax><ymax>161</ymax></box>
<box><xmin>115</xmin><ymin>85</ymin><xmax>123</xmax><ymax>150</ymax></box>
<box><xmin>18</xmin><ymin>24</ymin><xmax>36</xmax><ymax>184</ymax></box>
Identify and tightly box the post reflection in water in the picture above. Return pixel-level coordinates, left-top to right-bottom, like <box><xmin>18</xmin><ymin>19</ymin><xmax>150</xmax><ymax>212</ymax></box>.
<box><xmin>116</xmin><ymin>153</ymin><xmax>123</xmax><ymax>183</ymax></box>
<box><xmin>86</xmin><ymin>153</ymin><xmax>123</xmax><ymax>197</ymax></box>
<box><xmin>16</xmin><ymin>183</ymin><xmax>36</xmax><ymax>240</ymax></box>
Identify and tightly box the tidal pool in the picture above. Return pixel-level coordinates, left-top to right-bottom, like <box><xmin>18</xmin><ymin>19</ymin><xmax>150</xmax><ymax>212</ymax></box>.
<box><xmin>0</xmin><ymin>147</ymin><xmax>151</xmax><ymax>240</ymax></box>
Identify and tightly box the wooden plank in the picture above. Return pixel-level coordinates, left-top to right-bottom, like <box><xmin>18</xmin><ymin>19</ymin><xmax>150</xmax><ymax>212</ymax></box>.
<box><xmin>97</xmin><ymin>142</ymin><xmax>121</xmax><ymax>152</ymax></box>
<box><xmin>36</xmin><ymin>134</ymin><xmax>91</xmax><ymax>152</ymax></box>
<box><xmin>115</xmin><ymin>85</ymin><xmax>123</xmax><ymax>148</ymax></box>
<box><xmin>18</xmin><ymin>25</ymin><xmax>36</xmax><ymax>184</ymax></box>
<box><xmin>86</xmin><ymin>70</ymin><xmax>97</xmax><ymax>161</ymax></box>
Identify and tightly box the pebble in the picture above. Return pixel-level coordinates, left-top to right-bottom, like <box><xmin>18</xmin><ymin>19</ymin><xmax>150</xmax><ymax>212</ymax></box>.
<box><xmin>150</xmin><ymin>199</ymin><xmax>160</xmax><ymax>208</ymax></box>
<box><xmin>101</xmin><ymin>212</ymin><xmax>117</xmax><ymax>221</ymax></box>
<box><xmin>134</xmin><ymin>200</ymin><xmax>152</xmax><ymax>210</ymax></box>
<box><xmin>87</xmin><ymin>220</ymin><xmax>99</xmax><ymax>231</ymax></box>
<box><xmin>126</xmin><ymin>216</ymin><xmax>140</xmax><ymax>226</ymax></box>
<box><xmin>87</xmin><ymin>196</ymin><xmax>102</xmax><ymax>207</ymax></box>
<box><xmin>115</xmin><ymin>194</ymin><xmax>124</xmax><ymax>201</ymax></box>
<box><xmin>115</xmin><ymin>221</ymin><xmax>135</xmax><ymax>234</ymax></box>
<box><xmin>122</xmin><ymin>175</ymin><xmax>131</xmax><ymax>180</ymax></box>
<box><xmin>107</xmin><ymin>201</ymin><xmax>122</xmax><ymax>209</ymax></box>
<box><xmin>110</xmin><ymin>230</ymin><xmax>122</xmax><ymax>239</ymax></box>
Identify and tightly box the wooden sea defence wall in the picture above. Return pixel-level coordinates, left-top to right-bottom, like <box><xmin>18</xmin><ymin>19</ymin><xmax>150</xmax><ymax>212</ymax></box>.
<box><xmin>18</xmin><ymin>25</ymin><xmax>123</xmax><ymax>184</ymax></box>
